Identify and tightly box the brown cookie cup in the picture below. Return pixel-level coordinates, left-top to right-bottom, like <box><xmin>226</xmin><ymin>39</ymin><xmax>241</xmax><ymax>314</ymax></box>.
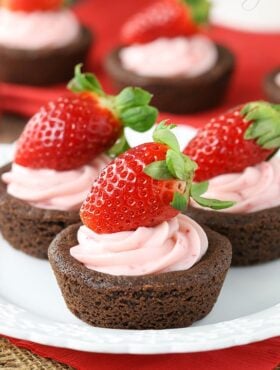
<box><xmin>0</xmin><ymin>26</ymin><xmax>92</xmax><ymax>86</ymax></box>
<box><xmin>48</xmin><ymin>223</ymin><xmax>232</xmax><ymax>330</ymax></box>
<box><xmin>0</xmin><ymin>163</ymin><xmax>80</xmax><ymax>259</ymax></box>
<box><xmin>105</xmin><ymin>43</ymin><xmax>235</xmax><ymax>114</ymax></box>
<box><xmin>187</xmin><ymin>206</ymin><xmax>280</xmax><ymax>266</ymax></box>
<box><xmin>264</xmin><ymin>67</ymin><xmax>280</xmax><ymax>104</ymax></box>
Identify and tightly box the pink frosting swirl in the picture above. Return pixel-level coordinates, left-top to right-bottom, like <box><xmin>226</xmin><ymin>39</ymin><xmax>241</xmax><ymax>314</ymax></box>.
<box><xmin>70</xmin><ymin>214</ymin><xmax>208</xmax><ymax>276</ymax></box>
<box><xmin>192</xmin><ymin>157</ymin><xmax>280</xmax><ymax>213</ymax></box>
<box><xmin>2</xmin><ymin>155</ymin><xmax>110</xmax><ymax>211</ymax></box>
<box><xmin>119</xmin><ymin>36</ymin><xmax>218</xmax><ymax>78</ymax></box>
<box><xmin>0</xmin><ymin>8</ymin><xmax>80</xmax><ymax>50</ymax></box>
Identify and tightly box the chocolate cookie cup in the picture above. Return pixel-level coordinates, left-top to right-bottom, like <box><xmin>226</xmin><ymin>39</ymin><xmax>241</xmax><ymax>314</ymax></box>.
<box><xmin>48</xmin><ymin>223</ymin><xmax>232</xmax><ymax>330</ymax></box>
<box><xmin>264</xmin><ymin>68</ymin><xmax>280</xmax><ymax>104</ymax></box>
<box><xmin>0</xmin><ymin>164</ymin><xmax>80</xmax><ymax>259</ymax></box>
<box><xmin>187</xmin><ymin>206</ymin><xmax>280</xmax><ymax>266</ymax></box>
<box><xmin>0</xmin><ymin>26</ymin><xmax>92</xmax><ymax>86</ymax></box>
<box><xmin>105</xmin><ymin>44</ymin><xmax>235</xmax><ymax>114</ymax></box>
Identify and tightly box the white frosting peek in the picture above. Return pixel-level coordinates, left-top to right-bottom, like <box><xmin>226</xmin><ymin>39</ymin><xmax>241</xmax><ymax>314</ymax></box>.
<box><xmin>0</xmin><ymin>8</ymin><xmax>80</xmax><ymax>50</ymax></box>
<box><xmin>120</xmin><ymin>36</ymin><xmax>218</xmax><ymax>78</ymax></box>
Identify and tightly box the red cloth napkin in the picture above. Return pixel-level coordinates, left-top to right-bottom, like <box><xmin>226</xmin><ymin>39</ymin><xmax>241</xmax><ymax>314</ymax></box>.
<box><xmin>6</xmin><ymin>335</ymin><xmax>280</xmax><ymax>370</ymax></box>
<box><xmin>1</xmin><ymin>0</ymin><xmax>280</xmax><ymax>369</ymax></box>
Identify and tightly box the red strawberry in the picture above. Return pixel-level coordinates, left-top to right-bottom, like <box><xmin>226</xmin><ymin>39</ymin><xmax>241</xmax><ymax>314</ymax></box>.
<box><xmin>81</xmin><ymin>122</ymin><xmax>233</xmax><ymax>234</ymax></box>
<box><xmin>184</xmin><ymin>102</ymin><xmax>280</xmax><ymax>182</ymax></box>
<box><xmin>1</xmin><ymin>0</ymin><xmax>65</xmax><ymax>11</ymax></box>
<box><xmin>121</xmin><ymin>0</ymin><xmax>210</xmax><ymax>45</ymax></box>
<box><xmin>15</xmin><ymin>65</ymin><xmax>158</xmax><ymax>171</ymax></box>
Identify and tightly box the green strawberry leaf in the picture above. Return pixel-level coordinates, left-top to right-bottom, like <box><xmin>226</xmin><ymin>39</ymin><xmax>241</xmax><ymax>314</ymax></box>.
<box><xmin>114</xmin><ymin>86</ymin><xmax>158</xmax><ymax>132</ymax></box>
<box><xmin>115</xmin><ymin>87</ymin><xmax>153</xmax><ymax>110</ymax></box>
<box><xmin>183</xmin><ymin>155</ymin><xmax>198</xmax><ymax>176</ymax></box>
<box><xmin>264</xmin><ymin>137</ymin><xmax>280</xmax><ymax>149</ymax></box>
<box><xmin>153</xmin><ymin>122</ymin><xmax>180</xmax><ymax>152</ymax></box>
<box><xmin>165</xmin><ymin>149</ymin><xmax>197</xmax><ymax>181</ymax></box>
<box><xmin>184</xmin><ymin>0</ymin><xmax>211</xmax><ymax>24</ymax></box>
<box><xmin>192</xmin><ymin>196</ymin><xmax>236</xmax><ymax>210</ymax></box>
<box><xmin>144</xmin><ymin>161</ymin><xmax>174</xmax><ymax>180</ymax></box>
<box><xmin>107</xmin><ymin>131</ymin><xmax>130</xmax><ymax>158</ymax></box>
<box><xmin>170</xmin><ymin>192</ymin><xmax>188</xmax><ymax>212</ymax></box>
<box><xmin>119</xmin><ymin>106</ymin><xmax>158</xmax><ymax>132</ymax></box>
<box><xmin>166</xmin><ymin>149</ymin><xmax>186</xmax><ymax>180</ymax></box>
<box><xmin>68</xmin><ymin>64</ymin><xmax>104</xmax><ymax>95</ymax></box>
<box><xmin>243</xmin><ymin>101</ymin><xmax>280</xmax><ymax>150</ymax></box>
<box><xmin>191</xmin><ymin>181</ymin><xmax>209</xmax><ymax>197</ymax></box>
<box><xmin>191</xmin><ymin>182</ymin><xmax>236</xmax><ymax>210</ymax></box>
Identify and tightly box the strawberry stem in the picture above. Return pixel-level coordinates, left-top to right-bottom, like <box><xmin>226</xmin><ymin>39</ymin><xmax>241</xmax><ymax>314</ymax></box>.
<box><xmin>68</xmin><ymin>65</ymin><xmax>158</xmax><ymax>134</ymax></box>
<box><xmin>153</xmin><ymin>121</ymin><xmax>179</xmax><ymax>152</ymax></box>
<box><xmin>243</xmin><ymin>101</ymin><xmax>280</xmax><ymax>150</ymax></box>
<box><xmin>145</xmin><ymin>122</ymin><xmax>197</xmax><ymax>183</ymax></box>
<box><xmin>68</xmin><ymin>65</ymin><xmax>158</xmax><ymax>156</ymax></box>
<box><xmin>68</xmin><ymin>64</ymin><xmax>104</xmax><ymax>96</ymax></box>
<box><xmin>144</xmin><ymin>123</ymin><xmax>235</xmax><ymax>212</ymax></box>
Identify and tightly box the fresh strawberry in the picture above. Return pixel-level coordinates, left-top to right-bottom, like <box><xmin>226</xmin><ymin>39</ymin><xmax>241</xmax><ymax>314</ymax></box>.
<box><xmin>81</xmin><ymin>122</ymin><xmax>234</xmax><ymax>234</ymax></box>
<box><xmin>184</xmin><ymin>101</ymin><xmax>280</xmax><ymax>182</ymax></box>
<box><xmin>15</xmin><ymin>64</ymin><xmax>158</xmax><ymax>171</ymax></box>
<box><xmin>1</xmin><ymin>0</ymin><xmax>67</xmax><ymax>11</ymax></box>
<box><xmin>121</xmin><ymin>0</ymin><xmax>210</xmax><ymax>45</ymax></box>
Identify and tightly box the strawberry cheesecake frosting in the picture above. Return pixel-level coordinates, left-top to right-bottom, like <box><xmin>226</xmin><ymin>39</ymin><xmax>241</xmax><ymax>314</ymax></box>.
<box><xmin>119</xmin><ymin>36</ymin><xmax>218</xmax><ymax>78</ymax></box>
<box><xmin>192</xmin><ymin>157</ymin><xmax>280</xmax><ymax>213</ymax></box>
<box><xmin>2</xmin><ymin>155</ymin><xmax>110</xmax><ymax>211</ymax></box>
<box><xmin>0</xmin><ymin>8</ymin><xmax>80</xmax><ymax>49</ymax></box>
<box><xmin>70</xmin><ymin>214</ymin><xmax>208</xmax><ymax>276</ymax></box>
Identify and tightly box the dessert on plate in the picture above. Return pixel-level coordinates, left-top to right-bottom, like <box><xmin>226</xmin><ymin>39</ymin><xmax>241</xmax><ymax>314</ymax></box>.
<box><xmin>49</xmin><ymin>123</ymin><xmax>232</xmax><ymax>329</ymax></box>
<box><xmin>105</xmin><ymin>0</ymin><xmax>235</xmax><ymax>114</ymax></box>
<box><xmin>184</xmin><ymin>101</ymin><xmax>280</xmax><ymax>265</ymax></box>
<box><xmin>264</xmin><ymin>67</ymin><xmax>280</xmax><ymax>104</ymax></box>
<box><xmin>0</xmin><ymin>0</ymin><xmax>92</xmax><ymax>85</ymax></box>
<box><xmin>0</xmin><ymin>65</ymin><xmax>158</xmax><ymax>259</ymax></box>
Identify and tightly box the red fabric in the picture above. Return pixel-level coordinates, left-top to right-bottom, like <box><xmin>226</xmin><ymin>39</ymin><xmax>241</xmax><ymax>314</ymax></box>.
<box><xmin>5</xmin><ymin>335</ymin><xmax>280</xmax><ymax>370</ymax></box>
<box><xmin>1</xmin><ymin>0</ymin><xmax>280</xmax><ymax>369</ymax></box>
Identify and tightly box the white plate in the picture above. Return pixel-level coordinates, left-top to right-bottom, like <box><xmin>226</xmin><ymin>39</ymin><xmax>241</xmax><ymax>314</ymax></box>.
<box><xmin>211</xmin><ymin>0</ymin><xmax>280</xmax><ymax>32</ymax></box>
<box><xmin>0</xmin><ymin>126</ymin><xmax>280</xmax><ymax>354</ymax></box>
